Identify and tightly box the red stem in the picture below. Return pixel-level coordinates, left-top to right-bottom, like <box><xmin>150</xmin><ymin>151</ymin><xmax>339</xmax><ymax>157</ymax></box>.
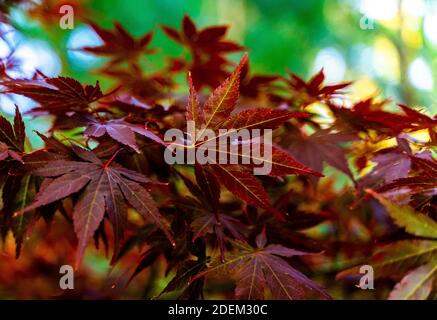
<box><xmin>103</xmin><ymin>149</ymin><xmax>122</xmax><ymax>168</ymax></box>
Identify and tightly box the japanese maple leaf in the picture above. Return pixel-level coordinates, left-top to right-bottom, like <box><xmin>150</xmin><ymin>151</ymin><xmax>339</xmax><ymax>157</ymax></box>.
<box><xmin>5</xmin><ymin>131</ymin><xmax>77</xmax><ymax>248</ymax></box>
<box><xmin>239</xmin><ymin>62</ymin><xmax>279</xmax><ymax>100</ymax></box>
<box><xmin>360</xmin><ymin>144</ymin><xmax>416</xmax><ymax>189</ymax></box>
<box><xmin>184</xmin><ymin>55</ymin><xmax>233</xmax><ymax>89</ymax></box>
<box><xmin>366</xmin><ymin>189</ymin><xmax>437</xmax><ymax>239</ymax></box>
<box><xmin>191</xmin><ymin>231</ymin><xmax>331</xmax><ymax>300</ymax></box>
<box><xmin>283</xmin><ymin>69</ymin><xmax>351</xmax><ymax>108</ymax></box>
<box><xmin>388</xmin><ymin>262</ymin><xmax>436</xmax><ymax>300</ymax></box>
<box><xmin>189</xmin><ymin>54</ymin><xmax>307</xmax><ymax>134</ymax></box>
<box><xmin>281</xmin><ymin>127</ymin><xmax>356</xmax><ymax>184</ymax></box>
<box><xmin>338</xmin><ymin>191</ymin><xmax>437</xmax><ymax>298</ymax></box>
<box><xmin>337</xmin><ymin>240</ymin><xmax>437</xmax><ymax>282</ymax></box>
<box><xmin>177</xmin><ymin>53</ymin><xmax>322</xmax><ymax>220</ymax></box>
<box><xmin>329</xmin><ymin>100</ymin><xmax>436</xmax><ymax>135</ymax></box>
<box><xmin>177</xmin><ymin>169</ymin><xmax>246</xmax><ymax>261</ymax></box>
<box><xmin>0</xmin><ymin>141</ymin><xmax>22</xmax><ymax>162</ymax></box>
<box><xmin>378</xmin><ymin>156</ymin><xmax>437</xmax><ymax>215</ymax></box>
<box><xmin>397</xmin><ymin>104</ymin><xmax>437</xmax><ymax>130</ymax></box>
<box><xmin>2</xmin><ymin>77</ymin><xmax>104</xmax><ymax>116</ymax></box>
<box><xmin>162</xmin><ymin>16</ymin><xmax>241</xmax><ymax>58</ymax></box>
<box><xmin>337</xmin><ymin>194</ymin><xmax>437</xmax><ymax>298</ymax></box>
<box><xmin>162</xmin><ymin>16</ymin><xmax>243</xmax><ymax>88</ymax></box>
<box><xmin>16</xmin><ymin>146</ymin><xmax>174</xmax><ymax>267</ymax></box>
<box><xmin>178</xmin><ymin>195</ymin><xmax>245</xmax><ymax>262</ymax></box>
<box><xmin>102</xmin><ymin>66</ymin><xmax>173</xmax><ymax>103</ymax></box>
<box><xmin>80</xmin><ymin>22</ymin><xmax>155</xmax><ymax>68</ymax></box>
<box><xmin>155</xmin><ymin>259</ymin><xmax>206</xmax><ymax>300</ymax></box>
<box><xmin>83</xmin><ymin>116</ymin><xmax>166</xmax><ymax>153</ymax></box>
<box><xmin>0</xmin><ymin>105</ymin><xmax>26</xmax><ymax>204</ymax></box>
<box><xmin>0</xmin><ymin>107</ymin><xmax>42</xmax><ymax>257</ymax></box>
<box><xmin>0</xmin><ymin>105</ymin><xmax>25</xmax><ymax>159</ymax></box>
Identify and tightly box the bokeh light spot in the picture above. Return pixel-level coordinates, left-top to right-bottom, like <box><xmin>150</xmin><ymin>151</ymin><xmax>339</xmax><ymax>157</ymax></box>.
<box><xmin>313</xmin><ymin>47</ymin><xmax>346</xmax><ymax>84</ymax></box>
<box><xmin>8</xmin><ymin>40</ymin><xmax>61</xmax><ymax>78</ymax></box>
<box><xmin>359</xmin><ymin>0</ymin><xmax>399</xmax><ymax>21</ymax></box>
<box><xmin>408</xmin><ymin>57</ymin><xmax>433</xmax><ymax>91</ymax></box>
<box><xmin>66</xmin><ymin>25</ymin><xmax>103</xmax><ymax>69</ymax></box>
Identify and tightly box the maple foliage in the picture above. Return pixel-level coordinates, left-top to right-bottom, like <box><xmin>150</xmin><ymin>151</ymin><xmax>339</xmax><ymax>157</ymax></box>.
<box><xmin>173</xmin><ymin>54</ymin><xmax>322</xmax><ymax>221</ymax></box>
<box><xmin>283</xmin><ymin>69</ymin><xmax>351</xmax><ymax>108</ymax></box>
<box><xmin>79</xmin><ymin>22</ymin><xmax>155</xmax><ymax>70</ymax></box>
<box><xmin>0</xmin><ymin>12</ymin><xmax>436</xmax><ymax>301</ymax></box>
<box><xmin>162</xmin><ymin>15</ymin><xmax>243</xmax><ymax>89</ymax></box>
<box><xmin>17</xmin><ymin>145</ymin><xmax>174</xmax><ymax>267</ymax></box>
<box><xmin>191</xmin><ymin>230</ymin><xmax>331</xmax><ymax>300</ymax></box>
<box><xmin>83</xmin><ymin>116</ymin><xmax>166</xmax><ymax>153</ymax></box>
<box><xmin>1</xmin><ymin>76</ymin><xmax>104</xmax><ymax>116</ymax></box>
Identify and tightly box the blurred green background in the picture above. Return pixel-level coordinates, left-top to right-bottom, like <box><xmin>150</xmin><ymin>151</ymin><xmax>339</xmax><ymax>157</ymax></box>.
<box><xmin>1</xmin><ymin>0</ymin><xmax>436</xmax><ymax>147</ymax></box>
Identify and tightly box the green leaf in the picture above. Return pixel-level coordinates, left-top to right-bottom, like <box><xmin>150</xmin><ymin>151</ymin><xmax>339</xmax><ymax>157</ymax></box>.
<box><xmin>367</xmin><ymin>189</ymin><xmax>437</xmax><ymax>239</ymax></box>
<box><xmin>337</xmin><ymin>239</ymin><xmax>437</xmax><ymax>279</ymax></box>
<box><xmin>388</xmin><ymin>261</ymin><xmax>436</xmax><ymax>300</ymax></box>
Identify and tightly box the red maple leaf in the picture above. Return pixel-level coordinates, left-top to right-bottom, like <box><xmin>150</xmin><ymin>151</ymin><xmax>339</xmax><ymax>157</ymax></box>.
<box><xmin>378</xmin><ymin>156</ymin><xmax>437</xmax><ymax>215</ymax></box>
<box><xmin>283</xmin><ymin>69</ymin><xmax>351</xmax><ymax>108</ymax></box>
<box><xmin>16</xmin><ymin>146</ymin><xmax>174</xmax><ymax>267</ymax></box>
<box><xmin>162</xmin><ymin>15</ymin><xmax>243</xmax><ymax>88</ymax></box>
<box><xmin>80</xmin><ymin>21</ymin><xmax>155</xmax><ymax>69</ymax></box>
<box><xmin>2</xmin><ymin>76</ymin><xmax>104</xmax><ymax>116</ymax></box>
<box><xmin>173</xmin><ymin>53</ymin><xmax>322</xmax><ymax>221</ymax></box>
<box><xmin>83</xmin><ymin>116</ymin><xmax>166</xmax><ymax>153</ymax></box>
<box><xmin>330</xmin><ymin>99</ymin><xmax>437</xmax><ymax>135</ymax></box>
<box><xmin>191</xmin><ymin>230</ymin><xmax>331</xmax><ymax>300</ymax></box>
<box><xmin>281</xmin><ymin>126</ymin><xmax>356</xmax><ymax>184</ymax></box>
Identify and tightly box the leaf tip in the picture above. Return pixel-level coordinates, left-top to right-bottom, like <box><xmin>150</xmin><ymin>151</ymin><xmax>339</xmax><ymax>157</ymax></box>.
<box><xmin>239</xmin><ymin>52</ymin><xmax>249</xmax><ymax>68</ymax></box>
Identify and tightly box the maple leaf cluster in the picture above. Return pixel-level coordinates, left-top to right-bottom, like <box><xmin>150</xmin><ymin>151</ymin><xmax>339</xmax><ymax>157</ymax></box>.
<box><xmin>0</xmin><ymin>11</ymin><xmax>436</xmax><ymax>300</ymax></box>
